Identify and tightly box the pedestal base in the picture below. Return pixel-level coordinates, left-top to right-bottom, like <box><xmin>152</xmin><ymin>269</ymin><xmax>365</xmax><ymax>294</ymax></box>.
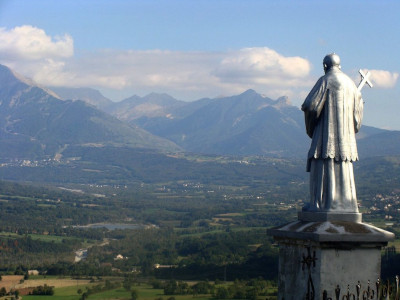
<box><xmin>298</xmin><ymin>211</ymin><xmax>362</xmax><ymax>223</ymax></box>
<box><xmin>268</xmin><ymin>214</ymin><xmax>394</xmax><ymax>300</ymax></box>
<box><xmin>276</xmin><ymin>238</ymin><xmax>383</xmax><ymax>300</ymax></box>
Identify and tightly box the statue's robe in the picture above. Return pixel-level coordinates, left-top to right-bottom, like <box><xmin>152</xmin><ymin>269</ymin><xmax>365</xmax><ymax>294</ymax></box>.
<box><xmin>301</xmin><ymin>67</ymin><xmax>364</xmax><ymax>212</ymax></box>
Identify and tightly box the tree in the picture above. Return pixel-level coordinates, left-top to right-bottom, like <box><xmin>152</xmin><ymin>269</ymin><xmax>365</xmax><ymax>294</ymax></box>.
<box><xmin>164</xmin><ymin>280</ymin><xmax>177</xmax><ymax>295</ymax></box>
<box><xmin>131</xmin><ymin>289</ymin><xmax>139</xmax><ymax>300</ymax></box>
<box><xmin>215</xmin><ymin>287</ymin><xmax>230</xmax><ymax>299</ymax></box>
<box><xmin>192</xmin><ymin>281</ymin><xmax>213</xmax><ymax>294</ymax></box>
<box><xmin>81</xmin><ymin>292</ymin><xmax>88</xmax><ymax>300</ymax></box>
<box><xmin>123</xmin><ymin>277</ymin><xmax>133</xmax><ymax>291</ymax></box>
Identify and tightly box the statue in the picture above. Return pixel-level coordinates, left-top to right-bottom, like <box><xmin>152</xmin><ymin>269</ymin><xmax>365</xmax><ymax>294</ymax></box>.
<box><xmin>301</xmin><ymin>53</ymin><xmax>369</xmax><ymax>213</ymax></box>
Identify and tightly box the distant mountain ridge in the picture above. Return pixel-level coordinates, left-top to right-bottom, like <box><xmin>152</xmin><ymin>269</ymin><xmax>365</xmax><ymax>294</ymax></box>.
<box><xmin>45</xmin><ymin>83</ymin><xmax>400</xmax><ymax>158</ymax></box>
<box><xmin>109</xmin><ymin>92</ymin><xmax>187</xmax><ymax>121</ymax></box>
<box><xmin>51</xmin><ymin>87</ymin><xmax>114</xmax><ymax>111</ymax></box>
<box><xmin>1</xmin><ymin>64</ymin><xmax>399</xmax><ymax>186</ymax></box>
<box><xmin>0</xmin><ymin>64</ymin><xmax>180</xmax><ymax>161</ymax></box>
<box><xmin>105</xmin><ymin>89</ymin><xmax>400</xmax><ymax>157</ymax></box>
<box><xmin>132</xmin><ymin>90</ymin><xmax>307</xmax><ymax>156</ymax></box>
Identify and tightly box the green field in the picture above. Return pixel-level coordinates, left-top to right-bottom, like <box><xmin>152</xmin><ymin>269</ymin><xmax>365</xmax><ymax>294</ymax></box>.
<box><xmin>2</xmin><ymin>278</ymin><xmax>278</xmax><ymax>300</ymax></box>
<box><xmin>0</xmin><ymin>232</ymin><xmax>77</xmax><ymax>244</ymax></box>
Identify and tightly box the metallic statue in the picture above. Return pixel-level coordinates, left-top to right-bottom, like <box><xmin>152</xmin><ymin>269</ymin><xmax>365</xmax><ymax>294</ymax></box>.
<box><xmin>301</xmin><ymin>53</ymin><xmax>367</xmax><ymax>212</ymax></box>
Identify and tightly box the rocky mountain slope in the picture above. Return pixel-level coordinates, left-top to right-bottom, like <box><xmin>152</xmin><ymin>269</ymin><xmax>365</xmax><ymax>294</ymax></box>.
<box><xmin>0</xmin><ymin>64</ymin><xmax>180</xmax><ymax>161</ymax></box>
<box><xmin>39</xmin><ymin>71</ymin><xmax>400</xmax><ymax>158</ymax></box>
<box><xmin>103</xmin><ymin>89</ymin><xmax>399</xmax><ymax>158</ymax></box>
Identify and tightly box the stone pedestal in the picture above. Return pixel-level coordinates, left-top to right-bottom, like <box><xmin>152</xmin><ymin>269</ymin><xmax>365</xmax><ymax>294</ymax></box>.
<box><xmin>268</xmin><ymin>212</ymin><xmax>394</xmax><ymax>300</ymax></box>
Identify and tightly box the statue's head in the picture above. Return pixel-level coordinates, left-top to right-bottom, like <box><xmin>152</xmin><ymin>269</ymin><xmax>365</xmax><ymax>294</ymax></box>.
<box><xmin>323</xmin><ymin>53</ymin><xmax>341</xmax><ymax>73</ymax></box>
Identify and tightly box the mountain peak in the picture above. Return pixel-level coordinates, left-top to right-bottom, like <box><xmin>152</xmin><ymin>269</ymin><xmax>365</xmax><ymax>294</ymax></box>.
<box><xmin>240</xmin><ymin>89</ymin><xmax>259</xmax><ymax>96</ymax></box>
<box><xmin>237</xmin><ymin>89</ymin><xmax>274</xmax><ymax>102</ymax></box>
<box><xmin>146</xmin><ymin>92</ymin><xmax>173</xmax><ymax>98</ymax></box>
<box><xmin>0</xmin><ymin>64</ymin><xmax>60</xmax><ymax>100</ymax></box>
<box><xmin>274</xmin><ymin>96</ymin><xmax>292</xmax><ymax>107</ymax></box>
<box><xmin>0</xmin><ymin>64</ymin><xmax>32</xmax><ymax>85</ymax></box>
<box><xmin>50</xmin><ymin>86</ymin><xmax>112</xmax><ymax>109</ymax></box>
<box><xmin>0</xmin><ymin>64</ymin><xmax>30</xmax><ymax>88</ymax></box>
<box><xmin>144</xmin><ymin>92</ymin><xmax>181</xmax><ymax>103</ymax></box>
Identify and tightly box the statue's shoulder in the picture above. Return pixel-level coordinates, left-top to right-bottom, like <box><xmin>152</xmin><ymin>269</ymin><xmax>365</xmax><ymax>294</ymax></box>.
<box><xmin>326</xmin><ymin>70</ymin><xmax>355</xmax><ymax>87</ymax></box>
<box><xmin>338</xmin><ymin>71</ymin><xmax>358</xmax><ymax>89</ymax></box>
<box><xmin>331</xmin><ymin>69</ymin><xmax>352</xmax><ymax>81</ymax></box>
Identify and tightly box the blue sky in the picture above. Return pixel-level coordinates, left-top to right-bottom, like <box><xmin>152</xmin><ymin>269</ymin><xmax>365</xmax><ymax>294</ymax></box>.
<box><xmin>0</xmin><ymin>0</ymin><xmax>399</xmax><ymax>130</ymax></box>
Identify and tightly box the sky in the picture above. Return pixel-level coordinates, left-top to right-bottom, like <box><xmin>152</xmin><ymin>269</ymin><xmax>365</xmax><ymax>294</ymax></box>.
<box><xmin>0</xmin><ymin>0</ymin><xmax>399</xmax><ymax>130</ymax></box>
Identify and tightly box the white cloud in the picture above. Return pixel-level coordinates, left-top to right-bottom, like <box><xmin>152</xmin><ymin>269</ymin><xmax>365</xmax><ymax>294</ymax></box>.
<box><xmin>0</xmin><ymin>25</ymin><xmax>76</xmax><ymax>89</ymax></box>
<box><xmin>0</xmin><ymin>26</ymin><xmax>315</xmax><ymax>101</ymax></box>
<box><xmin>0</xmin><ymin>25</ymin><xmax>73</xmax><ymax>60</ymax></box>
<box><xmin>65</xmin><ymin>49</ymin><xmax>224</xmax><ymax>92</ymax></box>
<box><xmin>213</xmin><ymin>47</ymin><xmax>311</xmax><ymax>82</ymax></box>
<box><xmin>0</xmin><ymin>25</ymin><xmax>398</xmax><ymax>106</ymax></box>
<box><xmin>367</xmin><ymin>69</ymin><xmax>399</xmax><ymax>88</ymax></box>
<box><xmin>210</xmin><ymin>47</ymin><xmax>312</xmax><ymax>101</ymax></box>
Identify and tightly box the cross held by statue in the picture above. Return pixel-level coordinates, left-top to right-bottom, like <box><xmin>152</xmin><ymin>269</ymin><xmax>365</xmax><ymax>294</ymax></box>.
<box><xmin>358</xmin><ymin>69</ymin><xmax>373</xmax><ymax>91</ymax></box>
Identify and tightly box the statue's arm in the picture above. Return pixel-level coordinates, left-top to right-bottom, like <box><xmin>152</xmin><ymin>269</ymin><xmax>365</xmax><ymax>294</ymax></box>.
<box><xmin>302</xmin><ymin>78</ymin><xmax>326</xmax><ymax>138</ymax></box>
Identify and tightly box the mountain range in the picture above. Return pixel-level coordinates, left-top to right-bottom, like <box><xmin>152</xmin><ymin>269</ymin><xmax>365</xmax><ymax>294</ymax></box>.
<box><xmin>0</xmin><ymin>64</ymin><xmax>180</xmax><ymax>162</ymax></box>
<box><xmin>54</xmin><ymin>82</ymin><xmax>400</xmax><ymax>158</ymax></box>
<box><xmin>1</xmin><ymin>63</ymin><xmax>400</xmax><ymax>165</ymax></box>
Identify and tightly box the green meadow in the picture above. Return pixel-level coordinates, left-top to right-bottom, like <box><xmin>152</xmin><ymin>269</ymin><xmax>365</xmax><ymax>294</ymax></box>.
<box><xmin>13</xmin><ymin>279</ymin><xmax>278</xmax><ymax>300</ymax></box>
